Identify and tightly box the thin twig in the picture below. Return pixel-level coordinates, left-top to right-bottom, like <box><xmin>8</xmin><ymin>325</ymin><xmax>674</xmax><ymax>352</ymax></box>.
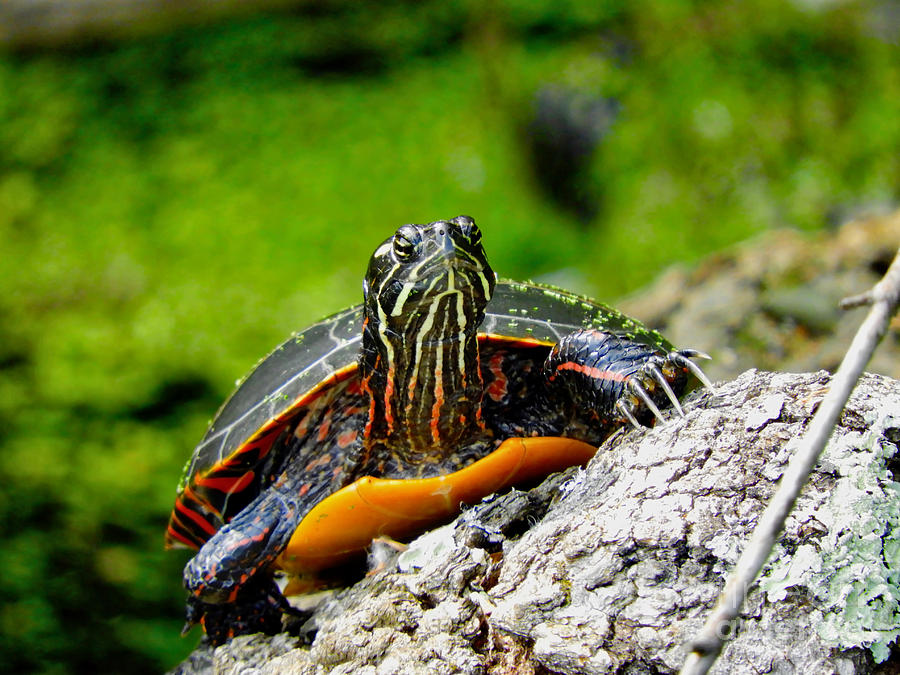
<box><xmin>679</xmin><ymin>247</ymin><xmax>900</xmax><ymax>675</ymax></box>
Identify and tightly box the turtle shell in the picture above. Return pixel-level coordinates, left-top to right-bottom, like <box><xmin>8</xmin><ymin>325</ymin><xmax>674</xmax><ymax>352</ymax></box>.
<box><xmin>166</xmin><ymin>280</ymin><xmax>672</xmax><ymax>549</ymax></box>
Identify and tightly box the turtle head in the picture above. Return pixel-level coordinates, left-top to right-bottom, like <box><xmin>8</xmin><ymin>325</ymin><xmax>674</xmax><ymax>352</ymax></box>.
<box><xmin>359</xmin><ymin>216</ymin><xmax>496</xmax><ymax>469</ymax></box>
<box><xmin>362</xmin><ymin>215</ymin><xmax>495</xmax><ymax>341</ymax></box>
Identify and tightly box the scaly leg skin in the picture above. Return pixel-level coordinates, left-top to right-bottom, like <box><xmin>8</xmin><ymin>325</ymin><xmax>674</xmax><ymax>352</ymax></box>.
<box><xmin>184</xmin><ymin>575</ymin><xmax>294</xmax><ymax>645</ymax></box>
<box><xmin>181</xmin><ymin>477</ymin><xmax>315</xmax><ymax>644</ymax></box>
<box><xmin>543</xmin><ymin>329</ymin><xmax>713</xmax><ymax>432</ymax></box>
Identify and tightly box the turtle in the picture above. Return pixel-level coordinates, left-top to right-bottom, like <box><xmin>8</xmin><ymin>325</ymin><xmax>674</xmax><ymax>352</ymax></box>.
<box><xmin>166</xmin><ymin>215</ymin><xmax>713</xmax><ymax>644</ymax></box>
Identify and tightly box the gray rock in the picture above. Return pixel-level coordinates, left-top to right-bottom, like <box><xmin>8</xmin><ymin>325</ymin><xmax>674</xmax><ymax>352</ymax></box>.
<box><xmin>173</xmin><ymin>369</ymin><xmax>900</xmax><ymax>674</ymax></box>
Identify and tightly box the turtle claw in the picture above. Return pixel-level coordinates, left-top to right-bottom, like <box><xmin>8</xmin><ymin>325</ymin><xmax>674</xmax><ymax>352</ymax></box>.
<box><xmin>671</xmin><ymin>350</ymin><xmax>717</xmax><ymax>395</ymax></box>
<box><xmin>616</xmin><ymin>399</ymin><xmax>642</xmax><ymax>430</ymax></box>
<box><xmin>182</xmin><ymin>576</ymin><xmax>294</xmax><ymax>645</ymax></box>
<box><xmin>647</xmin><ymin>361</ymin><xmax>684</xmax><ymax>416</ymax></box>
<box><xmin>615</xmin><ymin>348</ymin><xmax>714</xmax><ymax>430</ymax></box>
<box><xmin>628</xmin><ymin>378</ymin><xmax>665</xmax><ymax>423</ymax></box>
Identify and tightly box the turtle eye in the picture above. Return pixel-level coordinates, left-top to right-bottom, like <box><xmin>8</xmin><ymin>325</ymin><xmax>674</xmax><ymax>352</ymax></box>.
<box><xmin>392</xmin><ymin>225</ymin><xmax>422</xmax><ymax>262</ymax></box>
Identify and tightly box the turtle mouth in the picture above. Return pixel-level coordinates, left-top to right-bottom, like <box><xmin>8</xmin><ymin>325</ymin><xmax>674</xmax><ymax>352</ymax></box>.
<box><xmin>420</xmin><ymin>255</ymin><xmax>491</xmax><ymax>291</ymax></box>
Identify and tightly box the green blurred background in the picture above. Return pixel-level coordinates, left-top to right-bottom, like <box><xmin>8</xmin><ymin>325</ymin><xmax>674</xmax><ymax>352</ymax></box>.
<box><xmin>0</xmin><ymin>1</ymin><xmax>898</xmax><ymax>672</ymax></box>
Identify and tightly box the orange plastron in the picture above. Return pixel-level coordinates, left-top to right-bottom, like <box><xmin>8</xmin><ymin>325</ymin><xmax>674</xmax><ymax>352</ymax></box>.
<box><xmin>275</xmin><ymin>436</ymin><xmax>596</xmax><ymax>589</ymax></box>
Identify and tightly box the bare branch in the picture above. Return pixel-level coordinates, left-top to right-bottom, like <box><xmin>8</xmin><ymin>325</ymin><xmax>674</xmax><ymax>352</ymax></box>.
<box><xmin>679</xmin><ymin>247</ymin><xmax>900</xmax><ymax>675</ymax></box>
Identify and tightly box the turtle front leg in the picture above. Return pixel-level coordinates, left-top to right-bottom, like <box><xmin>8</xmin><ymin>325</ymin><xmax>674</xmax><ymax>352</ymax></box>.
<box><xmin>181</xmin><ymin>483</ymin><xmax>306</xmax><ymax>643</ymax></box>
<box><xmin>542</xmin><ymin>328</ymin><xmax>713</xmax><ymax>433</ymax></box>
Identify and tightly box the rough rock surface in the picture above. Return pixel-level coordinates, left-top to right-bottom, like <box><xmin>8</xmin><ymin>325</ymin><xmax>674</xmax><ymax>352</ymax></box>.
<box><xmin>618</xmin><ymin>210</ymin><xmax>900</xmax><ymax>383</ymax></box>
<box><xmin>171</xmin><ymin>369</ymin><xmax>900</xmax><ymax>674</ymax></box>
